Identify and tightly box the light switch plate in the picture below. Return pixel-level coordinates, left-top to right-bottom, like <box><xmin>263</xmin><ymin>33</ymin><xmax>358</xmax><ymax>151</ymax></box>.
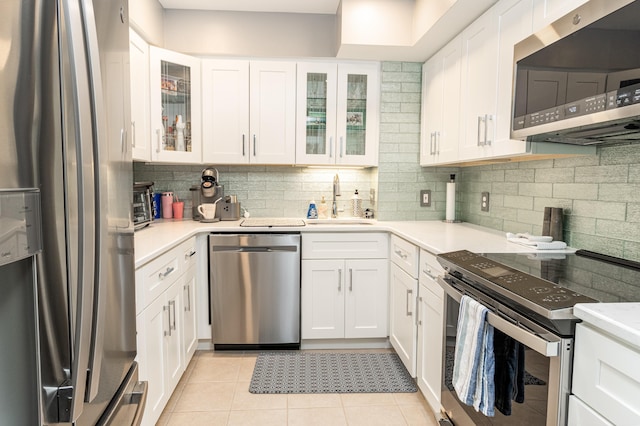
<box><xmin>481</xmin><ymin>192</ymin><xmax>490</xmax><ymax>212</ymax></box>
<box><xmin>420</xmin><ymin>190</ymin><xmax>431</xmax><ymax>207</ymax></box>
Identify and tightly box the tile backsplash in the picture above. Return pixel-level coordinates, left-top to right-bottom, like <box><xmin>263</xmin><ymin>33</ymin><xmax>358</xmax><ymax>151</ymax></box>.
<box><xmin>134</xmin><ymin>61</ymin><xmax>640</xmax><ymax>261</ymax></box>
<box><xmin>134</xmin><ymin>163</ymin><xmax>376</xmax><ymax>219</ymax></box>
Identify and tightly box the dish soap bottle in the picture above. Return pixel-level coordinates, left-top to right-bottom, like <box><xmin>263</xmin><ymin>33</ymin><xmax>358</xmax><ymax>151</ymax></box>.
<box><xmin>307</xmin><ymin>199</ymin><xmax>318</xmax><ymax>219</ymax></box>
<box><xmin>318</xmin><ymin>196</ymin><xmax>329</xmax><ymax>219</ymax></box>
<box><xmin>351</xmin><ymin>190</ymin><xmax>362</xmax><ymax>217</ymax></box>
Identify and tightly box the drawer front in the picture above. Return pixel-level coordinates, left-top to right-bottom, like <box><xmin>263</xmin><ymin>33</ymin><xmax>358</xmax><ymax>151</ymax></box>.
<box><xmin>568</xmin><ymin>395</ymin><xmax>614</xmax><ymax>426</ymax></box>
<box><xmin>572</xmin><ymin>323</ymin><xmax>640</xmax><ymax>426</ymax></box>
<box><xmin>181</xmin><ymin>238</ymin><xmax>197</xmax><ymax>270</ymax></box>
<box><xmin>390</xmin><ymin>235</ymin><xmax>418</xmax><ymax>278</ymax></box>
<box><xmin>419</xmin><ymin>249</ymin><xmax>444</xmax><ymax>301</ymax></box>
<box><xmin>302</xmin><ymin>233</ymin><xmax>388</xmax><ymax>259</ymax></box>
<box><xmin>135</xmin><ymin>237</ymin><xmax>195</xmax><ymax>314</ymax></box>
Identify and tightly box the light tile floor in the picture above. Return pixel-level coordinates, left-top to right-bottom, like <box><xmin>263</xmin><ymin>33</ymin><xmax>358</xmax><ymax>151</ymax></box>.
<box><xmin>157</xmin><ymin>350</ymin><xmax>440</xmax><ymax>426</ymax></box>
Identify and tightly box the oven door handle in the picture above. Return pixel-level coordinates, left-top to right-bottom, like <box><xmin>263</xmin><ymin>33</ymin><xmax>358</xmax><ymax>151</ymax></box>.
<box><xmin>438</xmin><ymin>277</ymin><xmax>560</xmax><ymax>357</ymax></box>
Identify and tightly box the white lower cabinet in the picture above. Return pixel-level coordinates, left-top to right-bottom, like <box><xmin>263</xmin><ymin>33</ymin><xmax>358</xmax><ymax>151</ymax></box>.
<box><xmin>416</xmin><ymin>250</ymin><xmax>445</xmax><ymax>414</ymax></box>
<box><xmin>389</xmin><ymin>262</ymin><xmax>418</xmax><ymax>377</ymax></box>
<box><xmin>569</xmin><ymin>322</ymin><xmax>640</xmax><ymax>426</ymax></box>
<box><xmin>301</xmin><ymin>233</ymin><xmax>389</xmax><ymax>342</ymax></box>
<box><xmin>302</xmin><ymin>259</ymin><xmax>388</xmax><ymax>339</ymax></box>
<box><xmin>135</xmin><ymin>237</ymin><xmax>198</xmax><ymax>426</ymax></box>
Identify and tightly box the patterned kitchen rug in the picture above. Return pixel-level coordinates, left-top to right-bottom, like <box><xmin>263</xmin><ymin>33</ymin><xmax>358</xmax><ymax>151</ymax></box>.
<box><xmin>249</xmin><ymin>352</ymin><xmax>417</xmax><ymax>394</ymax></box>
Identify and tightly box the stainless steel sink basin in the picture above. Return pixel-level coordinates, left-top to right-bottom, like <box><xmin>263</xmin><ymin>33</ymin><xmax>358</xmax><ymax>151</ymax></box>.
<box><xmin>304</xmin><ymin>218</ymin><xmax>376</xmax><ymax>225</ymax></box>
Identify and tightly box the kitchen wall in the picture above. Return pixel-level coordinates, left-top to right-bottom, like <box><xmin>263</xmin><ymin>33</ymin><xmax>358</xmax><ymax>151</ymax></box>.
<box><xmin>376</xmin><ymin>62</ymin><xmax>456</xmax><ymax>220</ymax></box>
<box><xmin>457</xmin><ymin>145</ymin><xmax>640</xmax><ymax>262</ymax></box>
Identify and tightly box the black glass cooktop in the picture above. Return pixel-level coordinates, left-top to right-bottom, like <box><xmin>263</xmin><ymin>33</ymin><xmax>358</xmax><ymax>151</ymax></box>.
<box><xmin>483</xmin><ymin>250</ymin><xmax>640</xmax><ymax>305</ymax></box>
<box><xmin>439</xmin><ymin>249</ymin><xmax>640</xmax><ymax>307</ymax></box>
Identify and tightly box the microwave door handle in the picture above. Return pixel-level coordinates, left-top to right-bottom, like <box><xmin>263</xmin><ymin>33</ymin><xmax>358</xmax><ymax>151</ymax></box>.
<box><xmin>437</xmin><ymin>277</ymin><xmax>560</xmax><ymax>357</ymax></box>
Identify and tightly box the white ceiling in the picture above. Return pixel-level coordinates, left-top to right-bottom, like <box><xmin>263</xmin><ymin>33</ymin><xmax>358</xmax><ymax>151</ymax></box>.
<box><xmin>158</xmin><ymin>0</ymin><xmax>341</xmax><ymax>14</ymax></box>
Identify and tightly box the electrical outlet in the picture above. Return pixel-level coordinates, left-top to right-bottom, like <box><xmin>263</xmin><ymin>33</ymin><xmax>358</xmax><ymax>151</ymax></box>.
<box><xmin>481</xmin><ymin>192</ymin><xmax>490</xmax><ymax>212</ymax></box>
<box><xmin>420</xmin><ymin>189</ymin><xmax>431</xmax><ymax>207</ymax></box>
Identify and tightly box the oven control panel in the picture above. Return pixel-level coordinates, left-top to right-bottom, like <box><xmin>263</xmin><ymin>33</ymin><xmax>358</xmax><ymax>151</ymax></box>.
<box><xmin>437</xmin><ymin>250</ymin><xmax>597</xmax><ymax>310</ymax></box>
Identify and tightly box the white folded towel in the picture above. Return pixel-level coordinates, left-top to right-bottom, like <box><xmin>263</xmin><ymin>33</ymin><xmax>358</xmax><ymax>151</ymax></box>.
<box><xmin>505</xmin><ymin>232</ymin><xmax>567</xmax><ymax>250</ymax></box>
<box><xmin>452</xmin><ymin>295</ymin><xmax>495</xmax><ymax>416</ymax></box>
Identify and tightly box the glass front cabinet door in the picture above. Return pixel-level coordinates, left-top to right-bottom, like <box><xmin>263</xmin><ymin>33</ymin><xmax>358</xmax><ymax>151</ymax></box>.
<box><xmin>296</xmin><ymin>62</ymin><xmax>379</xmax><ymax>167</ymax></box>
<box><xmin>149</xmin><ymin>47</ymin><xmax>202</xmax><ymax>163</ymax></box>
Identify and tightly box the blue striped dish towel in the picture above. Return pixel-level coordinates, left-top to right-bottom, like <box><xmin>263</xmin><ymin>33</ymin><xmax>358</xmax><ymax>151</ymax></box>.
<box><xmin>452</xmin><ymin>295</ymin><xmax>495</xmax><ymax>416</ymax></box>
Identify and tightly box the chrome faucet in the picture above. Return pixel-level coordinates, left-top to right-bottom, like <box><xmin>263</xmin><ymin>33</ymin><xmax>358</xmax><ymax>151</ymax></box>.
<box><xmin>331</xmin><ymin>174</ymin><xmax>341</xmax><ymax>218</ymax></box>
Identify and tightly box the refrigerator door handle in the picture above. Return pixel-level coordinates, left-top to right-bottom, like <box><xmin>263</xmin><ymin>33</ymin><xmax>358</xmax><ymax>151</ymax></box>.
<box><xmin>59</xmin><ymin>0</ymin><xmax>100</xmax><ymax>421</ymax></box>
<box><xmin>73</xmin><ymin>0</ymin><xmax>110</xmax><ymax>406</ymax></box>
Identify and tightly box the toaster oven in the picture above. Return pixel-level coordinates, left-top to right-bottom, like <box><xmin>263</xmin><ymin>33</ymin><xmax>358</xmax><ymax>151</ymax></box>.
<box><xmin>133</xmin><ymin>181</ymin><xmax>154</xmax><ymax>230</ymax></box>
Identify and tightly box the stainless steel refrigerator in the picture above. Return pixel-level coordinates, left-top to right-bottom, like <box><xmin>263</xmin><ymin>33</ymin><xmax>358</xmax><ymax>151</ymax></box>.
<box><xmin>0</xmin><ymin>0</ymin><xmax>146</xmax><ymax>424</ymax></box>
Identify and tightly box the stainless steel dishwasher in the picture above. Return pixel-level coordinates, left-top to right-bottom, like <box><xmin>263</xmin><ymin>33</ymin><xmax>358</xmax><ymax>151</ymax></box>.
<box><xmin>209</xmin><ymin>233</ymin><xmax>301</xmax><ymax>349</ymax></box>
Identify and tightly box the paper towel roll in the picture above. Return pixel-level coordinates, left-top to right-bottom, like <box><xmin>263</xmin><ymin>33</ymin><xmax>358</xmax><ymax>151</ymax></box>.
<box><xmin>446</xmin><ymin>181</ymin><xmax>456</xmax><ymax>221</ymax></box>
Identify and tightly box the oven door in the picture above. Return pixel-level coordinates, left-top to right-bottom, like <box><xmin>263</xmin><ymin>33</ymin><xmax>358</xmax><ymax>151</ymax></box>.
<box><xmin>438</xmin><ymin>276</ymin><xmax>573</xmax><ymax>426</ymax></box>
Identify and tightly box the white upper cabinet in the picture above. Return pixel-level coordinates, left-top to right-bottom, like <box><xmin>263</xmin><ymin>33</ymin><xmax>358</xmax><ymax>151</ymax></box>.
<box><xmin>420</xmin><ymin>36</ymin><xmax>462</xmax><ymax>166</ymax></box>
<box><xmin>201</xmin><ymin>60</ymin><xmax>250</xmax><ymax>164</ymax></box>
<box><xmin>129</xmin><ymin>30</ymin><xmax>151</xmax><ymax>161</ymax></box>
<box><xmin>420</xmin><ymin>0</ymin><xmax>594</xmax><ymax>166</ymax></box>
<box><xmin>296</xmin><ymin>62</ymin><xmax>380</xmax><ymax>167</ymax></box>
<box><xmin>459</xmin><ymin>0</ymin><xmax>534</xmax><ymax>161</ymax></box>
<box><xmin>250</xmin><ymin>61</ymin><xmax>297</xmax><ymax>164</ymax></box>
<box><xmin>149</xmin><ymin>47</ymin><xmax>202</xmax><ymax>163</ymax></box>
<box><xmin>202</xmin><ymin>60</ymin><xmax>296</xmax><ymax>165</ymax></box>
<box><xmin>532</xmin><ymin>0</ymin><xmax>589</xmax><ymax>33</ymax></box>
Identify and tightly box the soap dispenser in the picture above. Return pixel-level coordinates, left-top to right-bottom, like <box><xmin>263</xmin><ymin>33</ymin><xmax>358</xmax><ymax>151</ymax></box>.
<box><xmin>318</xmin><ymin>196</ymin><xmax>329</xmax><ymax>219</ymax></box>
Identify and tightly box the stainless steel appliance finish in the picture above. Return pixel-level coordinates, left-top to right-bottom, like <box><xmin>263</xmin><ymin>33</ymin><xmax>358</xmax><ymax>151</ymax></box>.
<box><xmin>435</xmin><ymin>251</ymin><xmax>580</xmax><ymax>426</ymax></box>
<box><xmin>133</xmin><ymin>182</ymin><xmax>154</xmax><ymax>230</ymax></box>
<box><xmin>209</xmin><ymin>233</ymin><xmax>301</xmax><ymax>349</ymax></box>
<box><xmin>511</xmin><ymin>0</ymin><xmax>640</xmax><ymax>145</ymax></box>
<box><xmin>436</xmin><ymin>249</ymin><xmax>640</xmax><ymax>425</ymax></box>
<box><xmin>0</xmin><ymin>0</ymin><xmax>146</xmax><ymax>424</ymax></box>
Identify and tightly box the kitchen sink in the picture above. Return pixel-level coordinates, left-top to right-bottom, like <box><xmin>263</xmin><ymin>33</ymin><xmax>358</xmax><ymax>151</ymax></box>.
<box><xmin>304</xmin><ymin>218</ymin><xmax>376</xmax><ymax>225</ymax></box>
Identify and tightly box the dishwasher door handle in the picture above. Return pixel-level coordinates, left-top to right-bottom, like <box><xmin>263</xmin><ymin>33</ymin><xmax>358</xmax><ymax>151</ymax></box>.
<box><xmin>213</xmin><ymin>246</ymin><xmax>299</xmax><ymax>253</ymax></box>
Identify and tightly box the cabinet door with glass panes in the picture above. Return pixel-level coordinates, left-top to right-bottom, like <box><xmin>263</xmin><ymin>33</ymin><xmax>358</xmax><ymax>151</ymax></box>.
<box><xmin>295</xmin><ymin>62</ymin><xmax>338</xmax><ymax>165</ymax></box>
<box><xmin>336</xmin><ymin>63</ymin><xmax>379</xmax><ymax>167</ymax></box>
<box><xmin>296</xmin><ymin>62</ymin><xmax>379</xmax><ymax>167</ymax></box>
<box><xmin>149</xmin><ymin>47</ymin><xmax>201</xmax><ymax>163</ymax></box>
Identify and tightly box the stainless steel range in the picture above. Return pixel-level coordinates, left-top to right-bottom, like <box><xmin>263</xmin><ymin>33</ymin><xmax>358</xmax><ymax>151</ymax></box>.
<box><xmin>435</xmin><ymin>249</ymin><xmax>640</xmax><ymax>426</ymax></box>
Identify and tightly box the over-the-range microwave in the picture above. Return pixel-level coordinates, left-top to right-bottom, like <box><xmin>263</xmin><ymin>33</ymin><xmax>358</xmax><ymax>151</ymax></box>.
<box><xmin>511</xmin><ymin>0</ymin><xmax>640</xmax><ymax>145</ymax></box>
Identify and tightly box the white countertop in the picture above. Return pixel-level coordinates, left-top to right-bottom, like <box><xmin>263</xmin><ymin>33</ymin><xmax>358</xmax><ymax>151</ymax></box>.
<box><xmin>574</xmin><ymin>303</ymin><xmax>640</xmax><ymax>351</ymax></box>
<box><xmin>134</xmin><ymin>218</ymin><xmax>572</xmax><ymax>268</ymax></box>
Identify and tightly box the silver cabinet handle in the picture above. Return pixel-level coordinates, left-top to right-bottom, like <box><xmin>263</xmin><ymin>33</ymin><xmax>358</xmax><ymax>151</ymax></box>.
<box><xmin>329</xmin><ymin>137</ymin><xmax>333</xmax><ymax>158</ymax></box>
<box><xmin>120</xmin><ymin>128</ymin><xmax>126</xmax><ymax>154</ymax></box>
<box><xmin>394</xmin><ymin>249</ymin><xmax>408</xmax><ymax>260</ymax></box>
<box><xmin>406</xmin><ymin>289</ymin><xmax>413</xmax><ymax>316</ymax></box>
<box><xmin>477</xmin><ymin>116</ymin><xmax>483</xmax><ymax>146</ymax></box>
<box><xmin>184</xmin><ymin>284</ymin><xmax>191</xmax><ymax>312</ymax></box>
<box><xmin>340</xmin><ymin>137</ymin><xmax>343</xmax><ymax>158</ymax></box>
<box><xmin>338</xmin><ymin>269</ymin><xmax>342</xmax><ymax>291</ymax></box>
<box><xmin>253</xmin><ymin>134</ymin><xmax>256</xmax><ymax>156</ymax></box>
<box><xmin>163</xmin><ymin>305</ymin><xmax>171</xmax><ymax>336</ymax></box>
<box><xmin>429</xmin><ymin>132</ymin><xmax>435</xmax><ymax>156</ymax></box>
<box><xmin>349</xmin><ymin>268</ymin><xmax>353</xmax><ymax>291</ymax></box>
<box><xmin>185</xmin><ymin>250</ymin><xmax>196</xmax><ymax>260</ymax></box>
<box><xmin>485</xmin><ymin>114</ymin><xmax>492</xmax><ymax>146</ymax></box>
<box><xmin>436</xmin><ymin>131</ymin><xmax>440</xmax><ymax>154</ymax></box>
<box><xmin>156</xmin><ymin>129</ymin><xmax>162</xmax><ymax>153</ymax></box>
<box><xmin>1</xmin><ymin>251</ymin><xmax>11</xmax><ymax>258</ymax></box>
<box><xmin>158</xmin><ymin>266</ymin><xmax>175</xmax><ymax>280</ymax></box>
<box><xmin>242</xmin><ymin>134</ymin><xmax>246</xmax><ymax>156</ymax></box>
<box><xmin>170</xmin><ymin>300</ymin><xmax>177</xmax><ymax>331</ymax></box>
<box><xmin>417</xmin><ymin>296</ymin><xmax>422</xmax><ymax>326</ymax></box>
<box><xmin>131</xmin><ymin>121</ymin><xmax>136</xmax><ymax>148</ymax></box>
